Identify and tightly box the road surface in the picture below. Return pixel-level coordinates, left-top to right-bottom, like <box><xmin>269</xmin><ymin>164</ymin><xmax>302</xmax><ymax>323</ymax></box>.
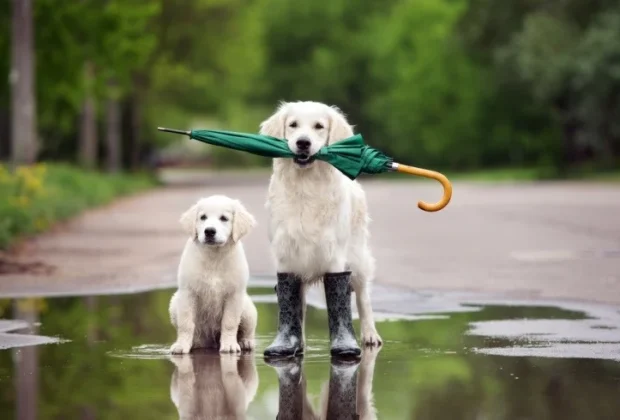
<box><xmin>0</xmin><ymin>172</ymin><xmax>618</xmax><ymax>304</ymax></box>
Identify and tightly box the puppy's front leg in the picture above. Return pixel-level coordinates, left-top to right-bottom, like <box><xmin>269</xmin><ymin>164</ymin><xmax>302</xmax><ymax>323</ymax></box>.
<box><xmin>220</xmin><ymin>292</ymin><xmax>243</xmax><ymax>353</ymax></box>
<box><xmin>170</xmin><ymin>289</ymin><xmax>196</xmax><ymax>354</ymax></box>
<box><xmin>220</xmin><ymin>354</ymin><xmax>247</xmax><ymax>416</ymax></box>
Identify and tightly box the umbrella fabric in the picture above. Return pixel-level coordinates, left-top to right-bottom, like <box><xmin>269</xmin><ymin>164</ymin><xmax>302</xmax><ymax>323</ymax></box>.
<box><xmin>188</xmin><ymin>129</ymin><xmax>393</xmax><ymax>180</ymax></box>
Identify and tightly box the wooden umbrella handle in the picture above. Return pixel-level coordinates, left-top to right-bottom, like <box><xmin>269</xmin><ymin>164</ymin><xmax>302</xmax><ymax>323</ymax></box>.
<box><xmin>394</xmin><ymin>163</ymin><xmax>453</xmax><ymax>212</ymax></box>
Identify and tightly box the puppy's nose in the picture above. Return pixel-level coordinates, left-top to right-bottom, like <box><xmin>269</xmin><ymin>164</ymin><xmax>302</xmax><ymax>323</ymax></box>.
<box><xmin>204</xmin><ymin>228</ymin><xmax>216</xmax><ymax>237</ymax></box>
<box><xmin>296</xmin><ymin>137</ymin><xmax>311</xmax><ymax>151</ymax></box>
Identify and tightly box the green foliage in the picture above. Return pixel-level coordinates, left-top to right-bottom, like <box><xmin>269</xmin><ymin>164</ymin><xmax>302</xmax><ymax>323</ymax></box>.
<box><xmin>2</xmin><ymin>0</ymin><xmax>619</xmax><ymax>172</ymax></box>
<box><xmin>364</xmin><ymin>0</ymin><xmax>487</xmax><ymax>169</ymax></box>
<box><xmin>0</xmin><ymin>163</ymin><xmax>156</xmax><ymax>249</ymax></box>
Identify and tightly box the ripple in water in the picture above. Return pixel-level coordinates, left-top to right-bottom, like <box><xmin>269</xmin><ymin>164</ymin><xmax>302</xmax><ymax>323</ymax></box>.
<box><xmin>108</xmin><ymin>344</ymin><xmax>172</xmax><ymax>360</ymax></box>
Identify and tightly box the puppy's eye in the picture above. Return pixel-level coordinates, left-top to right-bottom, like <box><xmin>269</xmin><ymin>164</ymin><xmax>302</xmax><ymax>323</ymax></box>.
<box><xmin>289</xmin><ymin>121</ymin><xmax>298</xmax><ymax>128</ymax></box>
<box><xmin>219</xmin><ymin>215</ymin><xmax>229</xmax><ymax>222</ymax></box>
<box><xmin>200</xmin><ymin>215</ymin><xmax>207</xmax><ymax>221</ymax></box>
<box><xmin>314</xmin><ymin>122</ymin><xmax>324</xmax><ymax>130</ymax></box>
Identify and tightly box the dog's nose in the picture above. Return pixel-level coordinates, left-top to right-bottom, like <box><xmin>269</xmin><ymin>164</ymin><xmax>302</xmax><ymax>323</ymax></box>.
<box><xmin>296</xmin><ymin>137</ymin><xmax>311</xmax><ymax>151</ymax></box>
<box><xmin>204</xmin><ymin>228</ymin><xmax>216</xmax><ymax>237</ymax></box>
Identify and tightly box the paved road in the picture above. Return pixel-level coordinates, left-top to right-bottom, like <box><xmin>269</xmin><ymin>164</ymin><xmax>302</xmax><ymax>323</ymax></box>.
<box><xmin>1</xmin><ymin>172</ymin><xmax>619</xmax><ymax>304</ymax></box>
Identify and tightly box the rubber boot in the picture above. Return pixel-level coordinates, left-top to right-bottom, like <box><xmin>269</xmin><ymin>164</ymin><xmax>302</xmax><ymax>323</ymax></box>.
<box><xmin>266</xmin><ymin>357</ymin><xmax>306</xmax><ymax>420</ymax></box>
<box><xmin>326</xmin><ymin>359</ymin><xmax>360</xmax><ymax>420</ymax></box>
<box><xmin>264</xmin><ymin>273</ymin><xmax>304</xmax><ymax>357</ymax></box>
<box><xmin>324</xmin><ymin>271</ymin><xmax>362</xmax><ymax>357</ymax></box>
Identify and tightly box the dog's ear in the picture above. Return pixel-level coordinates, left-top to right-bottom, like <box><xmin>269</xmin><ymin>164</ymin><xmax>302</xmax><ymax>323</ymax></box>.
<box><xmin>328</xmin><ymin>106</ymin><xmax>354</xmax><ymax>144</ymax></box>
<box><xmin>259</xmin><ymin>102</ymin><xmax>288</xmax><ymax>139</ymax></box>
<box><xmin>232</xmin><ymin>200</ymin><xmax>256</xmax><ymax>243</ymax></box>
<box><xmin>179</xmin><ymin>203</ymin><xmax>198</xmax><ymax>237</ymax></box>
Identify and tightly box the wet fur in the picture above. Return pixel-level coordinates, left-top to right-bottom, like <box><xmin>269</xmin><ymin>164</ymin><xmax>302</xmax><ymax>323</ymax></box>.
<box><xmin>260</xmin><ymin>101</ymin><xmax>381</xmax><ymax>346</ymax></box>
<box><xmin>170</xmin><ymin>195</ymin><xmax>258</xmax><ymax>354</ymax></box>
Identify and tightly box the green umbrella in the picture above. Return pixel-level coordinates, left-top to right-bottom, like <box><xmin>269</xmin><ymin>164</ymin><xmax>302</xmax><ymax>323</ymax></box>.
<box><xmin>158</xmin><ymin>127</ymin><xmax>452</xmax><ymax>212</ymax></box>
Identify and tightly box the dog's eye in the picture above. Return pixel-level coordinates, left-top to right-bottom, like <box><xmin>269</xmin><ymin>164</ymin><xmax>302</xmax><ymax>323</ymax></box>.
<box><xmin>200</xmin><ymin>215</ymin><xmax>207</xmax><ymax>221</ymax></box>
<box><xmin>314</xmin><ymin>122</ymin><xmax>324</xmax><ymax>130</ymax></box>
<box><xmin>219</xmin><ymin>215</ymin><xmax>229</xmax><ymax>222</ymax></box>
<box><xmin>288</xmin><ymin>121</ymin><xmax>298</xmax><ymax>128</ymax></box>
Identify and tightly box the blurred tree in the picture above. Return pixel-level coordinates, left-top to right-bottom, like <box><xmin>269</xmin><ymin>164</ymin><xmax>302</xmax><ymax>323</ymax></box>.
<box><xmin>10</xmin><ymin>0</ymin><xmax>37</xmax><ymax>164</ymax></box>
<box><xmin>457</xmin><ymin>0</ymin><xmax>620</xmax><ymax>171</ymax></box>
<box><xmin>1</xmin><ymin>0</ymin><xmax>618</xmax><ymax>173</ymax></box>
<box><xmin>79</xmin><ymin>61</ymin><xmax>98</xmax><ymax>169</ymax></box>
<box><xmin>364</xmin><ymin>0</ymin><xmax>487</xmax><ymax>169</ymax></box>
<box><xmin>571</xmin><ymin>11</ymin><xmax>620</xmax><ymax>165</ymax></box>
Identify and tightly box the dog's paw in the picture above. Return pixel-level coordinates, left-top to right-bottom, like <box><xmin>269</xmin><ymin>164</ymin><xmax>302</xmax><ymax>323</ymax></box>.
<box><xmin>239</xmin><ymin>338</ymin><xmax>255</xmax><ymax>351</ymax></box>
<box><xmin>170</xmin><ymin>341</ymin><xmax>192</xmax><ymax>354</ymax></box>
<box><xmin>361</xmin><ymin>329</ymin><xmax>383</xmax><ymax>347</ymax></box>
<box><xmin>219</xmin><ymin>340</ymin><xmax>242</xmax><ymax>354</ymax></box>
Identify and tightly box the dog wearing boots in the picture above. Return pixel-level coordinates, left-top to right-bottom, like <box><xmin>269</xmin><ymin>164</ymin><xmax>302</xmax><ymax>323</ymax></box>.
<box><xmin>260</xmin><ymin>101</ymin><xmax>382</xmax><ymax>358</ymax></box>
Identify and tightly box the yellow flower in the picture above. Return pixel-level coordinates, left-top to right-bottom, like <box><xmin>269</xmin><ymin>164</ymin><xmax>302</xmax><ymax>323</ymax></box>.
<box><xmin>15</xmin><ymin>298</ymin><xmax>48</xmax><ymax>313</ymax></box>
<box><xmin>34</xmin><ymin>163</ymin><xmax>47</xmax><ymax>176</ymax></box>
<box><xmin>13</xmin><ymin>165</ymin><xmax>44</xmax><ymax>194</ymax></box>
<box><xmin>35</xmin><ymin>218</ymin><xmax>48</xmax><ymax>230</ymax></box>
<box><xmin>8</xmin><ymin>195</ymin><xmax>29</xmax><ymax>208</ymax></box>
<box><xmin>0</xmin><ymin>164</ymin><xmax>9</xmax><ymax>183</ymax></box>
<box><xmin>24</xmin><ymin>175</ymin><xmax>43</xmax><ymax>193</ymax></box>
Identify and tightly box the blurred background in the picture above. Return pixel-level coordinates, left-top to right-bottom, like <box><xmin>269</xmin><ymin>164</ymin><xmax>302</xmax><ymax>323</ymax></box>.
<box><xmin>1</xmin><ymin>0</ymin><xmax>620</xmax><ymax>249</ymax></box>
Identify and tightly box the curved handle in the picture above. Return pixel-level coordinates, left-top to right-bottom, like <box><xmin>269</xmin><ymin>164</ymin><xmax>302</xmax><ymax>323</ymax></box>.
<box><xmin>395</xmin><ymin>163</ymin><xmax>453</xmax><ymax>212</ymax></box>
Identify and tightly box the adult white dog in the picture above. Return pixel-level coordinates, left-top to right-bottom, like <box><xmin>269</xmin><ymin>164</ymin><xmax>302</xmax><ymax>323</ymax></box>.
<box><xmin>260</xmin><ymin>100</ymin><xmax>381</xmax><ymax>358</ymax></box>
<box><xmin>169</xmin><ymin>195</ymin><xmax>257</xmax><ymax>354</ymax></box>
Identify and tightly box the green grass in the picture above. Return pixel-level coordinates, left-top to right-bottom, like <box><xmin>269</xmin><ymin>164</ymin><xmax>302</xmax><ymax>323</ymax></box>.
<box><xmin>0</xmin><ymin>162</ymin><xmax>157</xmax><ymax>250</ymax></box>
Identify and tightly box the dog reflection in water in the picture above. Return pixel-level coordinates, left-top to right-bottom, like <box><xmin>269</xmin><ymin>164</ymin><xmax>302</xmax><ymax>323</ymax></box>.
<box><xmin>270</xmin><ymin>346</ymin><xmax>380</xmax><ymax>420</ymax></box>
<box><xmin>169</xmin><ymin>352</ymin><xmax>258</xmax><ymax>419</ymax></box>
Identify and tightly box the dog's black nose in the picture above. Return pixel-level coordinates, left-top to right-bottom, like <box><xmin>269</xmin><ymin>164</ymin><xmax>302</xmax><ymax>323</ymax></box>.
<box><xmin>204</xmin><ymin>228</ymin><xmax>216</xmax><ymax>237</ymax></box>
<box><xmin>296</xmin><ymin>137</ymin><xmax>311</xmax><ymax>150</ymax></box>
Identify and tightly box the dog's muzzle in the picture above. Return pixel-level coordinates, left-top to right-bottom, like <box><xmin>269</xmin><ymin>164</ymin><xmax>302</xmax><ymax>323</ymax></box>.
<box><xmin>293</xmin><ymin>153</ymin><xmax>316</xmax><ymax>166</ymax></box>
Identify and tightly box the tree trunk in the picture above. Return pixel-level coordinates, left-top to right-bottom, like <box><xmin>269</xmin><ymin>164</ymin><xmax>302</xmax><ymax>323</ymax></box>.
<box><xmin>79</xmin><ymin>61</ymin><xmax>98</xmax><ymax>169</ymax></box>
<box><xmin>10</xmin><ymin>0</ymin><xmax>37</xmax><ymax>164</ymax></box>
<box><xmin>0</xmin><ymin>108</ymin><xmax>10</xmax><ymax>159</ymax></box>
<box><xmin>129</xmin><ymin>90</ymin><xmax>142</xmax><ymax>171</ymax></box>
<box><xmin>105</xmin><ymin>79</ymin><xmax>122</xmax><ymax>173</ymax></box>
<box><xmin>13</xmin><ymin>299</ymin><xmax>39</xmax><ymax>420</ymax></box>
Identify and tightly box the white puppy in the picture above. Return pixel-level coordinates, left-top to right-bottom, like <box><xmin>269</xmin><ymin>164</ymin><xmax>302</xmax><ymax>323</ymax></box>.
<box><xmin>260</xmin><ymin>101</ymin><xmax>381</xmax><ymax>357</ymax></box>
<box><xmin>170</xmin><ymin>354</ymin><xmax>259</xmax><ymax>419</ymax></box>
<box><xmin>169</xmin><ymin>195</ymin><xmax>258</xmax><ymax>354</ymax></box>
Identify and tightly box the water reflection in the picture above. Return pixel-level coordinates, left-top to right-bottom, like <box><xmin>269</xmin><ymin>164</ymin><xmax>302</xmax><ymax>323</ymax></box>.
<box><xmin>1</xmin><ymin>289</ymin><xmax>620</xmax><ymax>419</ymax></box>
<box><xmin>269</xmin><ymin>347</ymin><xmax>379</xmax><ymax>420</ymax></box>
<box><xmin>12</xmin><ymin>299</ymin><xmax>39</xmax><ymax>420</ymax></box>
<box><xmin>169</xmin><ymin>352</ymin><xmax>258</xmax><ymax>419</ymax></box>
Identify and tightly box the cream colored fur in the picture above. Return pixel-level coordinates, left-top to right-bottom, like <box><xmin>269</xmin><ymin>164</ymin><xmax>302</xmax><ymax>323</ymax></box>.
<box><xmin>170</xmin><ymin>195</ymin><xmax>258</xmax><ymax>354</ymax></box>
<box><xmin>260</xmin><ymin>100</ymin><xmax>381</xmax><ymax>346</ymax></box>
<box><xmin>169</xmin><ymin>354</ymin><xmax>258</xmax><ymax>419</ymax></box>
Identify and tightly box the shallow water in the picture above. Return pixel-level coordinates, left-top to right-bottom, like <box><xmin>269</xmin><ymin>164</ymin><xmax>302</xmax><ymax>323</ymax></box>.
<box><xmin>1</xmin><ymin>286</ymin><xmax>620</xmax><ymax>419</ymax></box>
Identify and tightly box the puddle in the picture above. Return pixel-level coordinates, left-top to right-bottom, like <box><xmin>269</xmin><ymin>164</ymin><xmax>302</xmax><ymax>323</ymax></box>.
<box><xmin>0</xmin><ymin>286</ymin><xmax>620</xmax><ymax>419</ymax></box>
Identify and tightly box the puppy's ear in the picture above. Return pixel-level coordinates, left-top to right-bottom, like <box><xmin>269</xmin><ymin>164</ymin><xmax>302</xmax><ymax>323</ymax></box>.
<box><xmin>232</xmin><ymin>200</ymin><xmax>256</xmax><ymax>243</ymax></box>
<box><xmin>328</xmin><ymin>106</ymin><xmax>354</xmax><ymax>144</ymax></box>
<box><xmin>179</xmin><ymin>204</ymin><xmax>198</xmax><ymax>237</ymax></box>
<box><xmin>259</xmin><ymin>102</ymin><xmax>288</xmax><ymax>139</ymax></box>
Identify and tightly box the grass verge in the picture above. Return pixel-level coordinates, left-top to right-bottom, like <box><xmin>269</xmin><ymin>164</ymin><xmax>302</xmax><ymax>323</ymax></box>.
<box><xmin>0</xmin><ymin>162</ymin><xmax>157</xmax><ymax>250</ymax></box>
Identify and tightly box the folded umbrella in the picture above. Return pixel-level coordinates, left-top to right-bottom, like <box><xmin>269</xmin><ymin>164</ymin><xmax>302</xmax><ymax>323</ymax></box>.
<box><xmin>158</xmin><ymin>127</ymin><xmax>452</xmax><ymax>212</ymax></box>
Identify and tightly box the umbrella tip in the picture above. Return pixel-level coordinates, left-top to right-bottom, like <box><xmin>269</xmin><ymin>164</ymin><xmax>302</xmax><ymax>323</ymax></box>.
<box><xmin>157</xmin><ymin>127</ymin><xmax>191</xmax><ymax>135</ymax></box>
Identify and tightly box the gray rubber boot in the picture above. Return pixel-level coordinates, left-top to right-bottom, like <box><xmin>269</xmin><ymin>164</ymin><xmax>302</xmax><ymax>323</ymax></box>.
<box><xmin>264</xmin><ymin>273</ymin><xmax>304</xmax><ymax>357</ymax></box>
<box><xmin>326</xmin><ymin>359</ymin><xmax>360</xmax><ymax>420</ymax></box>
<box><xmin>324</xmin><ymin>271</ymin><xmax>362</xmax><ymax>357</ymax></box>
<box><xmin>266</xmin><ymin>357</ymin><xmax>305</xmax><ymax>420</ymax></box>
